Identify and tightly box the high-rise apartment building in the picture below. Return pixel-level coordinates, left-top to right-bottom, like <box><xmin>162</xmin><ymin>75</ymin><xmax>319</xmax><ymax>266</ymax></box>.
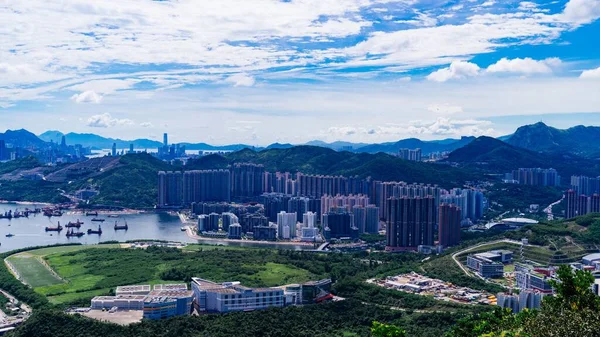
<box><xmin>0</xmin><ymin>140</ymin><xmax>6</xmax><ymax>161</ymax></box>
<box><xmin>571</xmin><ymin>175</ymin><xmax>600</xmax><ymax>196</ymax></box>
<box><xmin>438</xmin><ymin>203</ymin><xmax>461</xmax><ymax>247</ymax></box>
<box><xmin>277</xmin><ymin>211</ymin><xmax>297</xmax><ymax>239</ymax></box>
<box><xmin>386</xmin><ymin>196</ymin><xmax>435</xmax><ymax>251</ymax></box>
<box><xmin>232</xmin><ymin>163</ymin><xmax>265</xmax><ymax>199</ymax></box>
<box><xmin>510</xmin><ymin>168</ymin><xmax>560</xmax><ymax>186</ymax></box>
<box><xmin>321</xmin><ymin>194</ymin><xmax>369</xmax><ymax>215</ymax></box>
<box><xmin>183</xmin><ymin>170</ymin><xmax>231</xmax><ymax>204</ymax></box>
<box><xmin>158</xmin><ymin>171</ymin><xmax>183</xmax><ymax>207</ymax></box>
<box><xmin>398</xmin><ymin>148</ymin><xmax>422</xmax><ymax>161</ymax></box>
<box><xmin>365</xmin><ymin>205</ymin><xmax>380</xmax><ymax>234</ymax></box>
<box><xmin>302</xmin><ymin>212</ymin><xmax>317</xmax><ymax>228</ymax></box>
<box><xmin>322</xmin><ymin>212</ymin><xmax>356</xmax><ymax>239</ymax></box>
<box><xmin>566</xmin><ymin>189</ymin><xmax>577</xmax><ymax>219</ymax></box>
<box><xmin>111</xmin><ymin>142</ymin><xmax>117</xmax><ymax>157</ymax></box>
<box><xmin>440</xmin><ymin>188</ymin><xmax>485</xmax><ymax>222</ymax></box>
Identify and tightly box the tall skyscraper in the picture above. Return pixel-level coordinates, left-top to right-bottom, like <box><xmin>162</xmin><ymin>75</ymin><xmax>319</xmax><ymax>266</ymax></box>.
<box><xmin>232</xmin><ymin>163</ymin><xmax>265</xmax><ymax>199</ymax></box>
<box><xmin>222</xmin><ymin>212</ymin><xmax>239</xmax><ymax>232</ymax></box>
<box><xmin>352</xmin><ymin>205</ymin><xmax>366</xmax><ymax>233</ymax></box>
<box><xmin>386</xmin><ymin>196</ymin><xmax>435</xmax><ymax>251</ymax></box>
<box><xmin>277</xmin><ymin>211</ymin><xmax>297</xmax><ymax>239</ymax></box>
<box><xmin>163</xmin><ymin>133</ymin><xmax>168</xmax><ymax>147</ymax></box>
<box><xmin>302</xmin><ymin>212</ymin><xmax>317</xmax><ymax>228</ymax></box>
<box><xmin>0</xmin><ymin>140</ymin><xmax>6</xmax><ymax>161</ymax></box>
<box><xmin>566</xmin><ymin>189</ymin><xmax>577</xmax><ymax>219</ymax></box>
<box><xmin>398</xmin><ymin>148</ymin><xmax>422</xmax><ymax>161</ymax></box>
<box><xmin>158</xmin><ymin>171</ymin><xmax>183</xmax><ymax>207</ymax></box>
<box><xmin>365</xmin><ymin>205</ymin><xmax>380</xmax><ymax>234</ymax></box>
<box><xmin>511</xmin><ymin>168</ymin><xmax>560</xmax><ymax>186</ymax></box>
<box><xmin>322</xmin><ymin>212</ymin><xmax>356</xmax><ymax>239</ymax></box>
<box><xmin>111</xmin><ymin>143</ymin><xmax>117</xmax><ymax>157</ymax></box>
<box><xmin>129</xmin><ymin>144</ymin><xmax>134</xmax><ymax>154</ymax></box>
<box><xmin>438</xmin><ymin>203</ymin><xmax>461</xmax><ymax>248</ymax></box>
<box><xmin>578</xmin><ymin>194</ymin><xmax>590</xmax><ymax>217</ymax></box>
<box><xmin>183</xmin><ymin>170</ymin><xmax>231</xmax><ymax>204</ymax></box>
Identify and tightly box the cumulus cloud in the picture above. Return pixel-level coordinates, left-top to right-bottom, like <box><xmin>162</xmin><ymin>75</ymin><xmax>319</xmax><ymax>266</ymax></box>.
<box><xmin>407</xmin><ymin>118</ymin><xmax>495</xmax><ymax>136</ymax></box>
<box><xmin>70</xmin><ymin>91</ymin><xmax>102</xmax><ymax>104</ymax></box>
<box><xmin>87</xmin><ymin>113</ymin><xmax>134</xmax><ymax>128</ymax></box>
<box><xmin>486</xmin><ymin>57</ymin><xmax>561</xmax><ymax>74</ymax></box>
<box><xmin>580</xmin><ymin>66</ymin><xmax>600</xmax><ymax>79</ymax></box>
<box><xmin>426</xmin><ymin>61</ymin><xmax>481</xmax><ymax>82</ymax></box>
<box><xmin>225</xmin><ymin>74</ymin><xmax>256</xmax><ymax>87</ymax></box>
<box><xmin>562</xmin><ymin>0</ymin><xmax>600</xmax><ymax>24</ymax></box>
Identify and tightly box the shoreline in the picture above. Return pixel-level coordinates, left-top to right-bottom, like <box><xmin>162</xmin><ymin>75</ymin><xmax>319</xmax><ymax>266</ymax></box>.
<box><xmin>0</xmin><ymin>200</ymin><xmax>54</xmax><ymax>206</ymax></box>
<box><xmin>182</xmin><ymin>225</ymin><xmax>314</xmax><ymax>247</ymax></box>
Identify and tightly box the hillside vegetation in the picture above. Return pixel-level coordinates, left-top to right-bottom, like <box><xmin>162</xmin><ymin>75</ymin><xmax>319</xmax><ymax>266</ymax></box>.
<box><xmin>446</xmin><ymin>136</ymin><xmax>600</xmax><ymax>177</ymax></box>
<box><xmin>188</xmin><ymin>146</ymin><xmax>478</xmax><ymax>186</ymax></box>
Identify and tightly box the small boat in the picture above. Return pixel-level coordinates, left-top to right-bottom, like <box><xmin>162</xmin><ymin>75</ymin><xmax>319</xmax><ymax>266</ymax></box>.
<box><xmin>45</xmin><ymin>222</ymin><xmax>63</xmax><ymax>232</ymax></box>
<box><xmin>66</xmin><ymin>219</ymin><xmax>84</xmax><ymax>228</ymax></box>
<box><xmin>114</xmin><ymin>221</ymin><xmax>128</xmax><ymax>231</ymax></box>
<box><xmin>87</xmin><ymin>225</ymin><xmax>102</xmax><ymax>235</ymax></box>
<box><xmin>86</xmin><ymin>211</ymin><xmax>98</xmax><ymax>216</ymax></box>
<box><xmin>66</xmin><ymin>229</ymin><xmax>84</xmax><ymax>237</ymax></box>
<box><xmin>107</xmin><ymin>214</ymin><xmax>119</xmax><ymax>218</ymax></box>
<box><xmin>91</xmin><ymin>218</ymin><xmax>105</xmax><ymax>222</ymax></box>
<box><xmin>181</xmin><ymin>227</ymin><xmax>187</xmax><ymax>231</ymax></box>
<box><xmin>5</xmin><ymin>233</ymin><xmax>14</xmax><ymax>238</ymax></box>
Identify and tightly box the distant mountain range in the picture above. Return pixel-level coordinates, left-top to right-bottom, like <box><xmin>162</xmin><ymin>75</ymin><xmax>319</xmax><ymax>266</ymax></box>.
<box><xmin>0</xmin><ymin>121</ymin><xmax>598</xmax><ymax>163</ymax></box>
<box><xmin>36</xmin><ymin>130</ymin><xmax>476</xmax><ymax>155</ymax></box>
<box><xmin>445</xmin><ymin>136</ymin><xmax>600</xmax><ymax>178</ymax></box>
<box><xmin>0</xmin><ymin>129</ymin><xmax>48</xmax><ymax>148</ymax></box>
<box><xmin>505</xmin><ymin>122</ymin><xmax>600</xmax><ymax>158</ymax></box>
<box><xmin>355</xmin><ymin>136</ymin><xmax>476</xmax><ymax>154</ymax></box>
<box><xmin>38</xmin><ymin>131</ymin><xmax>255</xmax><ymax>151</ymax></box>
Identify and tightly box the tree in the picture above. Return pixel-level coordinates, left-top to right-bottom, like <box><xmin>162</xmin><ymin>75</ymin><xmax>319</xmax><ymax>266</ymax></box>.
<box><xmin>371</xmin><ymin>321</ymin><xmax>406</xmax><ymax>337</ymax></box>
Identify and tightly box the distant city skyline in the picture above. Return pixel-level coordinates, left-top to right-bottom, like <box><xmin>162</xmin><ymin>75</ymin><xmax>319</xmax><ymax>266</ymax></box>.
<box><xmin>3</xmin><ymin>112</ymin><xmax>600</xmax><ymax>147</ymax></box>
<box><xmin>2</xmin><ymin>0</ymin><xmax>600</xmax><ymax>145</ymax></box>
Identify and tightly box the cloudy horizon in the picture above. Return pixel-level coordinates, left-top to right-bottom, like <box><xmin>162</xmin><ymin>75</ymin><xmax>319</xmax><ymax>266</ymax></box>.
<box><xmin>2</xmin><ymin>0</ymin><xmax>600</xmax><ymax>145</ymax></box>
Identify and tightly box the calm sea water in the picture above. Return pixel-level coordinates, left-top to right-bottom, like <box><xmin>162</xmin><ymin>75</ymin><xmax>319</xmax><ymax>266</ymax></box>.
<box><xmin>0</xmin><ymin>203</ymin><xmax>194</xmax><ymax>253</ymax></box>
<box><xmin>0</xmin><ymin>203</ymin><xmax>312</xmax><ymax>252</ymax></box>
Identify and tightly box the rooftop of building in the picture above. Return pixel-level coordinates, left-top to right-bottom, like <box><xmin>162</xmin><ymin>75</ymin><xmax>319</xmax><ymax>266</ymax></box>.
<box><xmin>500</xmin><ymin>217</ymin><xmax>539</xmax><ymax>225</ymax></box>
<box><xmin>491</xmin><ymin>250</ymin><xmax>514</xmax><ymax>255</ymax></box>
<box><xmin>144</xmin><ymin>296</ymin><xmax>178</xmax><ymax>304</ymax></box>
<box><xmin>148</xmin><ymin>290</ymin><xmax>194</xmax><ymax>298</ymax></box>
<box><xmin>92</xmin><ymin>295</ymin><xmax>147</xmax><ymax>301</ymax></box>
<box><xmin>582</xmin><ymin>253</ymin><xmax>600</xmax><ymax>262</ymax></box>
<box><xmin>153</xmin><ymin>284</ymin><xmax>188</xmax><ymax>291</ymax></box>
<box><xmin>116</xmin><ymin>285</ymin><xmax>151</xmax><ymax>293</ymax></box>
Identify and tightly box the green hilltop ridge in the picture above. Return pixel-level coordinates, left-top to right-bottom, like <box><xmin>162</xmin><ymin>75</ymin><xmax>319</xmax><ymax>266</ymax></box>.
<box><xmin>506</xmin><ymin>122</ymin><xmax>600</xmax><ymax>158</ymax></box>
<box><xmin>445</xmin><ymin>136</ymin><xmax>600</xmax><ymax>177</ymax></box>
<box><xmin>187</xmin><ymin>145</ymin><xmax>477</xmax><ymax>186</ymax></box>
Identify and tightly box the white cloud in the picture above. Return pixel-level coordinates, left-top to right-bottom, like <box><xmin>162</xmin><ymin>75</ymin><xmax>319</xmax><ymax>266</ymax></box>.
<box><xmin>68</xmin><ymin>79</ymin><xmax>139</xmax><ymax>95</ymax></box>
<box><xmin>225</xmin><ymin>74</ymin><xmax>256</xmax><ymax>87</ymax></box>
<box><xmin>486</xmin><ymin>57</ymin><xmax>561</xmax><ymax>74</ymax></box>
<box><xmin>481</xmin><ymin>1</ymin><xmax>496</xmax><ymax>7</ymax></box>
<box><xmin>562</xmin><ymin>0</ymin><xmax>600</xmax><ymax>24</ymax></box>
<box><xmin>580</xmin><ymin>66</ymin><xmax>600</xmax><ymax>79</ymax></box>
<box><xmin>427</xmin><ymin>104</ymin><xmax>464</xmax><ymax>114</ymax></box>
<box><xmin>86</xmin><ymin>113</ymin><xmax>134</xmax><ymax>128</ymax></box>
<box><xmin>407</xmin><ymin>118</ymin><xmax>496</xmax><ymax>136</ymax></box>
<box><xmin>70</xmin><ymin>90</ymin><xmax>102</xmax><ymax>104</ymax></box>
<box><xmin>426</xmin><ymin>61</ymin><xmax>481</xmax><ymax>82</ymax></box>
<box><xmin>140</xmin><ymin>122</ymin><xmax>154</xmax><ymax>128</ymax></box>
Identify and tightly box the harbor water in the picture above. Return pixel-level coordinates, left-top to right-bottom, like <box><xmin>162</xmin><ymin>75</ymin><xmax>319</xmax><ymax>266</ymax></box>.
<box><xmin>0</xmin><ymin>203</ymin><xmax>312</xmax><ymax>253</ymax></box>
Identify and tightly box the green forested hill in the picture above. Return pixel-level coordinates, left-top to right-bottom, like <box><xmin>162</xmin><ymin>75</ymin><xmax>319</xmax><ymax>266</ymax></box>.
<box><xmin>187</xmin><ymin>146</ymin><xmax>478</xmax><ymax>186</ymax></box>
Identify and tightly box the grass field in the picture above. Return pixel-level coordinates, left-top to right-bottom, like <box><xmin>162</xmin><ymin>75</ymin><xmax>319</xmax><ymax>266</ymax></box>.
<box><xmin>6</xmin><ymin>254</ymin><xmax>64</xmax><ymax>288</ymax></box>
<box><xmin>6</xmin><ymin>245</ymin><xmax>325</xmax><ymax>305</ymax></box>
<box><xmin>249</xmin><ymin>262</ymin><xmax>312</xmax><ymax>285</ymax></box>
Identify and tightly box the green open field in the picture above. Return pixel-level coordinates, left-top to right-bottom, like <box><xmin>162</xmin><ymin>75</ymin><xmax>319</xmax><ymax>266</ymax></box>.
<box><xmin>6</xmin><ymin>254</ymin><xmax>63</xmax><ymax>288</ymax></box>
<box><xmin>6</xmin><ymin>245</ymin><xmax>325</xmax><ymax>305</ymax></box>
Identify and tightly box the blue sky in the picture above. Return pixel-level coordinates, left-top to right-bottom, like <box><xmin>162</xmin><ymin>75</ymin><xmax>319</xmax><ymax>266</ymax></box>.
<box><xmin>1</xmin><ymin>0</ymin><xmax>600</xmax><ymax>145</ymax></box>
